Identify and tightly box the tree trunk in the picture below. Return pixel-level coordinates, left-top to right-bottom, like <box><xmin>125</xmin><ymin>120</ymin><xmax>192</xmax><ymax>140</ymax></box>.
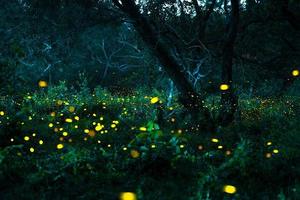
<box><xmin>192</xmin><ymin>0</ymin><xmax>216</xmax><ymax>44</ymax></box>
<box><xmin>112</xmin><ymin>0</ymin><xmax>212</xmax><ymax>126</ymax></box>
<box><xmin>281</xmin><ymin>0</ymin><xmax>300</xmax><ymax>31</ymax></box>
<box><xmin>219</xmin><ymin>0</ymin><xmax>239</xmax><ymax>125</ymax></box>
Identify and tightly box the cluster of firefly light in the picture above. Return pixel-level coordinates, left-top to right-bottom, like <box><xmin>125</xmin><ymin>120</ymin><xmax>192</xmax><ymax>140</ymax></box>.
<box><xmin>3</xmin><ymin>94</ymin><xmax>173</xmax><ymax>153</ymax></box>
<box><xmin>1</xmin><ymin>99</ymin><xmax>279</xmax><ymax>198</ymax></box>
<box><xmin>1</xmin><ymin>70</ymin><xmax>298</xmax><ymax>199</ymax></box>
<box><xmin>1</xmin><ymin>97</ymin><xmax>240</xmax><ymax>197</ymax></box>
<box><xmin>240</xmin><ymin>98</ymin><xmax>297</xmax><ymax>121</ymax></box>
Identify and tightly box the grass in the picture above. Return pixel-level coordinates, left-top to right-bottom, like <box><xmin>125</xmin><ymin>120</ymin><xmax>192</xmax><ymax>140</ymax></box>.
<box><xmin>0</xmin><ymin>83</ymin><xmax>299</xmax><ymax>199</ymax></box>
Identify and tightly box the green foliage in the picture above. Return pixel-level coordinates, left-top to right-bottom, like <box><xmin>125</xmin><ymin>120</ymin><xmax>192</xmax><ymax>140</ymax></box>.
<box><xmin>0</xmin><ymin>85</ymin><xmax>299</xmax><ymax>199</ymax></box>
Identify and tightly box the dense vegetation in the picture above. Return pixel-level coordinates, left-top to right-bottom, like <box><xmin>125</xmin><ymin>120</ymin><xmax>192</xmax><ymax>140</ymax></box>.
<box><xmin>0</xmin><ymin>0</ymin><xmax>299</xmax><ymax>199</ymax></box>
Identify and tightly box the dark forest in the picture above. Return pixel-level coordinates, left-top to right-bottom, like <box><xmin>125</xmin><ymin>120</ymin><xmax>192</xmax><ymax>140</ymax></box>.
<box><xmin>0</xmin><ymin>0</ymin><xmax>300</xmax><ymax>199</ymax></box>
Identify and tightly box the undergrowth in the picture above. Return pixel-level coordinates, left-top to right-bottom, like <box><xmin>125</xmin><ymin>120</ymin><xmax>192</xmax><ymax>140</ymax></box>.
<box><xmin>0</xmin><ymin>82</ymin><xmax>299</xmax><ymax>200</ymax></box>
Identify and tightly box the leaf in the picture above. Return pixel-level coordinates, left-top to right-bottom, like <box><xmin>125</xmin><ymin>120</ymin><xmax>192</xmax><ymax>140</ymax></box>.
<box><xmin>146</xmin><ymin>120</ymin><xmax>154</xmax><ymax>131</ymax></box>
<box><xmin>169</xmin><ymin>136</ymin><xmax>179</xmax><ymax>146</ymax></box>
<box><xmin>153</xmin><ymin>123</ymin><xmax>160</xmax><ymax>130</ymax></box>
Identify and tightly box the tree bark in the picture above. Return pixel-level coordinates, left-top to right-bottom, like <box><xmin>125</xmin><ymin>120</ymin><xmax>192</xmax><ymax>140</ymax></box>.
<box><xmin>281</xmin><ymin>0</ymin><xmax>300</xmax><ymax>31</ymax></box>
<box><xmin>112</xmin><ymin>0</ymin><xmax>212</xmax><ymax>125</ymax></box>
<box><xmin>192</xmin><ymin>0</ymin><xmax>216</xmax><ymax>43</ymax></box>
<box><xmin>219</xmin><ymin>0</ymin><xmax>239</xmax><ymax>125</ymax></box>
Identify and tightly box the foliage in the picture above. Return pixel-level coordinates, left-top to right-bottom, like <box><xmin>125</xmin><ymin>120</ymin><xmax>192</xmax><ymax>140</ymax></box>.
<box><xmin>0</xmin><ymin>84</ymin><xmax>299</xmax><ymax>199</ymax></box>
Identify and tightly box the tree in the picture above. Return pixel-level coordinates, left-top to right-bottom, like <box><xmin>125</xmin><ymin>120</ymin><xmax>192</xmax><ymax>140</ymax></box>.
<box><xmin>112</xmin><ymin>0</ymin><xmax>213</xmax><ymax>127</ymax></box>
<box><xmin>219</xmin><ymin>0</ymin><xmax>240</xmax><ymax>125</ymax></box>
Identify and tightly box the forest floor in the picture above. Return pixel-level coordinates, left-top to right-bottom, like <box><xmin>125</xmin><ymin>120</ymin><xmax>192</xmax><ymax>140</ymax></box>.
<box><xmin>0</xmin><ymin>85</ymin><xmax>299</xmax><ymax>200</ymax></box>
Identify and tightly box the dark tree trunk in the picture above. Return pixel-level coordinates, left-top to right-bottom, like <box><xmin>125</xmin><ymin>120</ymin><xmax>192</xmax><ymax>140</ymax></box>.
<box><xmin>281</xmin><ymin>0</ymin><xmax>300</xmax><ymax>31</ymax></box>
<box><xmin>112</xmin><ymin>0</ymin><xmax>212</xmax><ymax>127</ymax></box>
<box><xmin>219</xmin><ymin>0</ymin><xmax>239</xmax><ymax>125</ymax></box>
<box><xmin>192</xmin><ymin>0</ymin><xmax>216</xmax><ymax>43</ymax></box>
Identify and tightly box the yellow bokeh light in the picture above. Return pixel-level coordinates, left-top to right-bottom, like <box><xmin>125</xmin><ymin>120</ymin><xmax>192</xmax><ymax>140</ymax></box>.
<box><xmin>88</xmin><ymin>130</ymin><xmax>96</xmax><ymax>137</ymax></box>
<box><xmin>56</xmin><ymin>100</ymin><xmax>63</xmax><ymax>106</ymax></box>
<box><xmin>139</xmin><ymin>127</ymin><xmax>147</xmax><ymax>131</ymax></box>
<box><xmin>24</xmin><ymin>136</ymin><xmax>30</xmax><ymax>141</ymax></box>
<box><xmin>119</xmin><ymin>192</ymin><xmax>137</xmax><ymax>200</ymax></box>
<box><xmin>38</xmin><ymin>80</ymin><xmax>48</xmax><ymax>88</ymax></box>
<box><xmin>130</xmin><ymin>150</ymin><xmax>140</xmax><ymax>158</ymax></box>
<box><xmin>57</xmin><ymin>144</ymin><xmax>64</xmax><ymax>149</ymax></box>
<box><xmin>74</xmin><ymin>116</ymin><xmax>80</xmax><ymax>121</ymax></box>
<box><xmin>273</xmin><ymin>149</ymin><xmax>279</xmax><ymax>154</ymax></box>
<box><xmin>68</xmin><ymin>106</ymin><xmax>75</xmax><ymax>113</ymax></box>
<box><xmin>266</xmin><ymin>153</ymin><xmax>272</xmax><ymax>158</ymax></box>
<box><xmin>113</xmin><ymin>120</ymin><xmax>119</xmax><ymax>124</ymax></box>
<box><xmin>39</xmin><ymin>140</ymin><xmax>44</xmax><ymax>145</ymax></box>
<box><xmin>29</xmin><ymin>147</ymin><xmax>35</xmax><ymax>153</ymax></box>
<box><xmin>48</xmin><ymin>123</ymin><xmax>54</xmax><ymax>128</ymax></box>
<box><xmin>150</xmin><ymin>97</ymin><xmax>159</xmax><ymax>104</ymax></box>
<box><xmin>63</xmin><ymin>132</ymin><xmax>68</xmax><ymax>136</ymax></box>
<box><xmin>65</xmin><ymin>118</ymin><xmax>73</xmax><ymax>123</ymax></box>
<box><xmin>95</xmin><ymin>124</ymin><xmax>103</xmax><ymax>131</ymax></box>
<box><xmin>220</xmin><ymin>84</ymin><xmax>229</xmax><ymax>91</ymax></box>
<box><xmin>292</xmin><ymin>69</ymin><xmax>299</xmax><ymax>77</ymax></box>
<box><xmin>211</xmin><ymin>138</ymin><xmax>219</xmax><ymax>143</ymax></box>
<box><xmin>225</xmin><ymin>150</ymin><xmax>231</xmax><ymax>155</ymax></box>
<box><xmin>0</xmin><ymin>111</ymin><xmax>5</xmax><ymax>116</ymax></box>
<box><xmin>84</xmin><ymin>129</ymin><xmax>90</xmax><ymax>134</ymax></box>
<box><xmin>223</xmin><ymin>185</ymin><xmax>236</xmax><ymax>194</ymax></box>
<box><xmin>111</xmin><ymin>124</ymin><xmax>116</xmax><ymax>128</ymax></box>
